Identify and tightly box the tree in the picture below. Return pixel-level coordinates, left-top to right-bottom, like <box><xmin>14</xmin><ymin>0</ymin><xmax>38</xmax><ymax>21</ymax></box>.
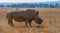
<box><xmin>0</xmin><ymin>5</ymin><xmax>4</xmax><ymax>7</ymax></box>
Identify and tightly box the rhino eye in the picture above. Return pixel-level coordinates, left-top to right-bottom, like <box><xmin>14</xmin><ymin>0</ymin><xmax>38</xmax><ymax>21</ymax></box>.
<box><xmin>36</xmin><ymin>11</ymin><xmax>39</xmax><ymax>15</ymax></box>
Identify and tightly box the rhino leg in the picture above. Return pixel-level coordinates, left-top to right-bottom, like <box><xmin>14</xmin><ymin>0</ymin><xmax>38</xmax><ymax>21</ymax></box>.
<box><xmin>25</xmin><ymin>20</ymin><xmax>28</xmax><ymax>27</ymax></box>
<box><xmin>29</xmin><ymin>19</ymin><xmax>32</xmax><ymax>27</ymax></box>
<box><xmin>8</xmin><ymin>19</ymin><xmax>14</xmax><ymax>27</ymax></box>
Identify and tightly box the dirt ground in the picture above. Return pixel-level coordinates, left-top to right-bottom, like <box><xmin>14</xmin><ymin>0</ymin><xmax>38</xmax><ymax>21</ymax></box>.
<box><xmin>0</xmin><ymin>8</ymin><xmax>60</xmax><ymax>33</ymax></box>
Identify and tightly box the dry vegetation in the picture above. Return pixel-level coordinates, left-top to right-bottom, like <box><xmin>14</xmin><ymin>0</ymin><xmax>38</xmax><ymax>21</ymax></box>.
<box><xmin>0</xmin><ymin>8</ymin><xmax>60</xmax><ymax>33</ymax></box>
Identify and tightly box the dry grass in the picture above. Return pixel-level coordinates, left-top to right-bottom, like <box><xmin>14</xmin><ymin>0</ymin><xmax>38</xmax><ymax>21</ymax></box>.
<box><xmin>0</xmin><ymin>8</ymin><xmax>60</xmax><ymax>33</ymax></box>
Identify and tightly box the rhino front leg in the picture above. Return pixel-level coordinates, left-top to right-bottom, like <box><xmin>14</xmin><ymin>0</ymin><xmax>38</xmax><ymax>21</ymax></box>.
<box><xmin>29</xmin><ymin>19</ymin><xmax>32</xmax><ymax>27</ymax></box>
<box><xmin>25</xmin><ymin>20</ymin><xmax>28</xmax><ymax>27</ymax></box>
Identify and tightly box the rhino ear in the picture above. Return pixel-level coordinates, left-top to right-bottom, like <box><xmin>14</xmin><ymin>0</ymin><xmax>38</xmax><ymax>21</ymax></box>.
<box><xmin>36</xmin><ymin>11</ymin><xmax>39</xmax><ymax>15</ymax></box>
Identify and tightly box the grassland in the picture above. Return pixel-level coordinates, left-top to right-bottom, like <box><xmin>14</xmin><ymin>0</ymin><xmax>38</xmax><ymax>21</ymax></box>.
<box><xmin>0</xmin><ymin>8</ymin><xmax>60</xmax><ymax>33</ymax></box>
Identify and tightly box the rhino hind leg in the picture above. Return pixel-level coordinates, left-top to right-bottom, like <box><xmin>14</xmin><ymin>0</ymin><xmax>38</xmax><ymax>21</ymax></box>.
<box><xmin>8</xmin><ymin>19</ymin><xmax>14</xmax><ymax>27</ymax></box>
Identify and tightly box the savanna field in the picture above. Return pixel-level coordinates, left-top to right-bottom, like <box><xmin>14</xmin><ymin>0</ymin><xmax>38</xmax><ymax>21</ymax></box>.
<box><xmin>0</xmin><ymin>8</ymin><xmax>60</xmax><ymax>33</ymax></box>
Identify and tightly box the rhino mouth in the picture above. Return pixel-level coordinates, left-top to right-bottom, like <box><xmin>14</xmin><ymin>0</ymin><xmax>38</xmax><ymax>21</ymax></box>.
<box><xmin>36</xmin><ymin>18</ymin><xmax>43</xmax><ymax>25</ymax></box>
